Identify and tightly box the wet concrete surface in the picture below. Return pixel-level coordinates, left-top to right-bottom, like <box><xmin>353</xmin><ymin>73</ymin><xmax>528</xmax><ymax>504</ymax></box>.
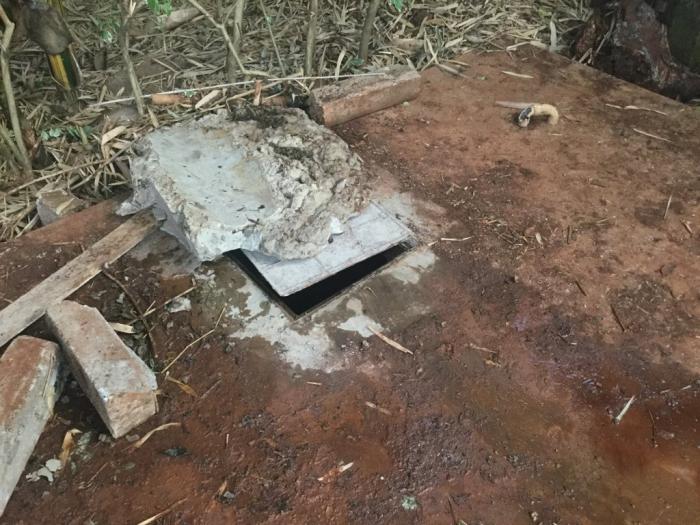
<box><xmin>1</xmin><ymin>49</ymin><xmax>699</xmax><ymax>524</ymax></box>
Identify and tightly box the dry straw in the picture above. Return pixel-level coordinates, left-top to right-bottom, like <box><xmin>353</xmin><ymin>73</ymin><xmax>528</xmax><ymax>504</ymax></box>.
<box><xmin>0</xmin><ymin>0</ymin><xmax>590</xmax><ymax>239</ymax></box>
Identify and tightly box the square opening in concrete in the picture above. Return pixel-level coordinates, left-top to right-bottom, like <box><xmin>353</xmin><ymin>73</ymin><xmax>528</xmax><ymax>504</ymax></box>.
<box><xmin>228</xmin><ymin>203</ymin><xmax>415</xmax><ymax>317</ymax></box>
<box><xmin>229</xmin><ymin>243</ymin><xmax>412</xmax><ymax>317</ymax></box>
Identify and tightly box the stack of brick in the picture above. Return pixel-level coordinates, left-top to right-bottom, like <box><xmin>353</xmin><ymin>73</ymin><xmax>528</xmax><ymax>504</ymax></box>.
<box><xmin>0</xmin><ymin>301</ymin><xmax>158</xmax><ymax>517</ymax></box>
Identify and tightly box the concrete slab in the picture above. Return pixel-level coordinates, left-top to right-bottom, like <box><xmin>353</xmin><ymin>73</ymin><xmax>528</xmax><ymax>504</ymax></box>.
<box><xmin>0</xmin><ymin>336</ymin><xmax>63</xmax><ymax>517</ymax></box>
<box><xmin>119</xmin><ymin>108</ymin><xmax>367</xmax><ymax>261</ymax></box>
<box><xmin>243</xmin><ymin>202</ymin><xmax>414</xmax><ymax>296</ymax></box>
<box><xmin>45</xmin><ymin>301</ymin><xmax>158</xmax><ymax>438</ymax></box>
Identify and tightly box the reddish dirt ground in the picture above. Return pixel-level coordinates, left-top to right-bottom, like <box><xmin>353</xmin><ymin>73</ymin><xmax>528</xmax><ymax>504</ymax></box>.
<box><xmin>1</xmin><ymin>49</ymin><xmax>699</xmax><ymax>524</ymax></box>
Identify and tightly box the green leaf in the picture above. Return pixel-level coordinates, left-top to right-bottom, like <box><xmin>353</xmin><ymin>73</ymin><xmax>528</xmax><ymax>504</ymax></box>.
<box><xmin>390</xmin><ymin>0</ymin><xmax>404</xmax><ymax>11</ymax></box>
<box><xmin>401</xmin><ymin>495</ymin><xmax>418</xmax><ymax>511</ymax></box>
<box><xmin>147</xmin><ymin>0</ymin><xmax>173</xmax><ymax>16</ymax></box>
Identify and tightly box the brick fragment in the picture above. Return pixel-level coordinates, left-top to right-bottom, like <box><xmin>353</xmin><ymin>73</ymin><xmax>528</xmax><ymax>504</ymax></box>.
<box><xmin>308</xmin><ymin>65</ymin><xmax>422</xmax><ymax>127</ymax></box>
<box><xmin>0</xmin><ymin>336</ymin><xmax>63</xmax><ymax>517</ymax></box>
<box><xmin>46</xmin><ymin>301</ymin><xmax>158</xmax><ymax>438</ymax></box>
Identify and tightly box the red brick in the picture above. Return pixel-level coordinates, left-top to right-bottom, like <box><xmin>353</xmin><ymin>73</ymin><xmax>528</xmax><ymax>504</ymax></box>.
<box><xmin>46</xmin><ymin>301</ymin><xmax>158</xmax><ymax>438</ymax></box>
<box><xmin>0</xmin><ymin>336</ymin><xmax>63</xmax><ymax>516</ymax></box>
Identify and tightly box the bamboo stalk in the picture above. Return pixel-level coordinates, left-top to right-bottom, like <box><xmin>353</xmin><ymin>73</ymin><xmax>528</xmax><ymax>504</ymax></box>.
<box><xmin>187</xmin><ymin>0</ymin><xmax>268</xmax><ymax>78</ymax></box>
<box><xmin>360</xmin><ymin>0</ymin><xmax>381</xmax><ymax>63</ymax></box>
<box><xmin>304</xmin><ymin>0</ymin><xmax>319</xmax><ymax>76</ymax></box>
<box><xmin>120</xmin><ymin>0</ymin><xmax>145</xmax><ymax>116</ymax></box>
<box><xmin>0</xmin><ymin>5</ymin><xmax>32</xmax><ymax>177</ymax></box>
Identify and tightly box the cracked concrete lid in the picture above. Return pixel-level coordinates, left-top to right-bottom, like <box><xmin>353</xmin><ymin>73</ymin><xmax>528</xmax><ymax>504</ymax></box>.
<box><xmin>119</xmin><ymin>108</ymin><xmax>366</xmax><ymax>261</ymax></box>
<box><xmin>243</xmin><ymin>203</ymin><xmax>413</xmax><ymax>296</ymax></box>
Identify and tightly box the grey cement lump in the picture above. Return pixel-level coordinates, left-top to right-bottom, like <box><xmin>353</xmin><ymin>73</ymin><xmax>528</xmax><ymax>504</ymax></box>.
<box><xmin>119</xmin><ymin>107</ymin><xmax>366</xmax><ymax>261</ymax></box>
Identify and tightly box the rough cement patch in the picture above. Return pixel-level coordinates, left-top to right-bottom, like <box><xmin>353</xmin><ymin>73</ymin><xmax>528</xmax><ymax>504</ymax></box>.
<box><xmin>227</xmin><ymin>287</ymin><xmax>341</xmax><ymax>372</ymax></box>
<box><xmin>386</xmin><ymin>247</ymin><xmax>437</xmax><ymax>285</ymax></box>
<box><xmin>220</xmin><ymin>254</ymin><xmax>435</xmax><ymax>372</ymax></box>
<box><xmin>338</xmin><ymin>298</ymin><xmax>383</xmax><ymax>337</ymax></box>
<box><xmin>120</xmin><ymin>108</ymin><xmax>366</xmax><ymax>261</ymax></box>
<box><xmin>127</xmin><ymin>231</ymin><xmax>200</xmax><ymax>277</ymax></box>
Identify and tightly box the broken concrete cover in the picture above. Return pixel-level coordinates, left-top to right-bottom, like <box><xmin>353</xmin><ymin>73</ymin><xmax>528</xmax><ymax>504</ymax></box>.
<box><xmin>119</xmin><ymin>107</ymin><xmax>367</xmax><ymax>261</ymax></box>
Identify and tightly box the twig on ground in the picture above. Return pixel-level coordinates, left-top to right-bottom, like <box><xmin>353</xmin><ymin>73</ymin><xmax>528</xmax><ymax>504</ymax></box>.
<box><xmin>610</xmin><ymin>303</ymin><xmax>626</xmax><ymax>332</ymax></box>
<box><xmin>0</xmin><ymin>5</ymin><xmax>32</xmax><ymax>176</ymax></box>
<box><xmin>136</xmin><ymin>498</ymin><xmax>187</xmax><ymax>525</ymax></box>
<box><xmin>0</xmin><ymin>120</ymin><xmax>24</xmax><ymax>168</ymax></box>
<box><xmin>663</xmin><ymin>193</ymin><xmax>672</xmax><ymax>220</ymax></box>
<box><xmin>129</xmin><ymin>422</ymin><xmax>182</xmax><ymax>450</ymax></box>
<box><xmin>613</xmin><ymin>395</ymin><xmax>636</xmax><ymax>424</ymax></box>
<box><xmin>102</xmin><ymin>266</ymin><xmax>159</xmax><ymax>359</ymax></box>
<box><xmin>632</xmin><ymin>128</ymin><xmax>671</xmax><ymax>143</ymax></box>
<box><xmin>647</xmin><ymin>408</ymin><xmax>658</xmax><ymax>447</ymax></box>
<box><xmin>304</xmin><ymin>0</ymin><xmax>319</xmax><ymax>76</ymax></box>
<box><xmin>370</xmin><ymin>327</ymin><xmax>414</xmax><ymax>355</ymax></box>
<box><xmin>160</xmin><ymin>304</ymin><xmax>226</xmax><ymax>373</ymax></box>
<box><xmin>142</xmin><ymin>284</ymin><xmax>196</xmax><ymax>319</ymax></box>
<box><xmin>87</xmin><ymin>73</ymin><xmax>383</xmax><ymax>108</ymax></box>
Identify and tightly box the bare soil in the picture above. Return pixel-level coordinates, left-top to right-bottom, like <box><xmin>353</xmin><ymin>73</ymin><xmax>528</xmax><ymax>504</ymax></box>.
<box><xmin>1</xmin><ymin>49</ymin><xmax>699</xmax><ymax>525</ymax></box>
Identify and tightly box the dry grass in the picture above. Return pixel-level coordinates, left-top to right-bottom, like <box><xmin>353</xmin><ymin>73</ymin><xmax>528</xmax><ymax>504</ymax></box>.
<box><xmin>0</xmin><ymin>0</ymin><xmax>590</xmax><ymax>240</ymax></box>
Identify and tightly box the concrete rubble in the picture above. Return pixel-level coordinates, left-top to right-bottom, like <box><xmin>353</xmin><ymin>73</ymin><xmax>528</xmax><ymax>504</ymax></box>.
<box><xmin>46</xmin><ymin>301</ymin><xmax>158</xmax><ymax>439</ymax></box>
<box><xmin>0</xmin><ymin>337</ymin><xmax>63</xmax><ymax>516</ymax></box>
<box><xmin>36</xmin><ymin>190</ymin><xmax>87</xmax><ymax>226</ymax></box>
<box><xmin>119</xmin><ymin>106</ymin><xmax>368</xmax><ymax>262</ymax></box>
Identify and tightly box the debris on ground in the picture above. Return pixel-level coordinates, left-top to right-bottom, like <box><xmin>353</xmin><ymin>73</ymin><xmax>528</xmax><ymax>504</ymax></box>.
<box><xmin>308</xmin><ymin>65</ymin><xmax>422</xmax><ymax>127</ymax></box>
<box><xmin>36</xmin><ymin>190</ymin><xmax>87</xmax><ymax>226</ymax></box>
<box><xmin>0</xmin><ymin>212</ymin><xmax>157</xmax><ymax>348</ymax></box>
<box><xmin>0</xmin><ymin>1</ymin><xmax>590</xmax><ymax>239</ymax></box>
<box><xmin>46</xmin><ymin>301</ymin><xmax>158</xmax><ymax>438</ymax></box>
<box><xmin>1</xmin><ymin>30</ymin><xmax>699</xmax><ymax>525</ymax></box>
<box><xmin>0</xmin><ymin>337</ymin><xmax>63</xmax><ymax>514</ymax></box>
<box><xmin>316</xmin><ymin>461</ymin><xmax>354</xmax><ymax>483</ymax></box>
<box><xmin>495</xmin><ymin>101</ymin><xmax>560</xmax><ymax>127</ymax></box>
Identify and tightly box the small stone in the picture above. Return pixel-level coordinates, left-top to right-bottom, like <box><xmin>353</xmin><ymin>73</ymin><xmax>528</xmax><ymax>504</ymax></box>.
<box><xmin>161</xmin><ymin>447</ymin><xmax>188</xmax><ymax>457</ymax></box>
<box><xmin>36</xmin><ymin>190</ymin><xmax>86</xmax><ymax>225</ymax></box>
<box><xmin>45</xmin><ymin>459</ymin><xmax>62</xmax><ymax>473</ymax></box>
<box><xmin>220</xmin><ymin>491</ymin><xmax>235</xmax><ymax>504</ymax></box>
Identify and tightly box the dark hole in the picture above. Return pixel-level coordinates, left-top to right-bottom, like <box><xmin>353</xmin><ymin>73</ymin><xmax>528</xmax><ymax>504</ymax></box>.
<box><xmin>228</xmin><ymin>243</ymin><xmax>411</xmax><ymax>318</ymax></box>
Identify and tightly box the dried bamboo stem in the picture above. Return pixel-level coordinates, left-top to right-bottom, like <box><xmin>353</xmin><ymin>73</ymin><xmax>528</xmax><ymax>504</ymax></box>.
<box><xmin>304</xmin><ymin>0</ymin><xmax>319</xmax><ymax>76</ymax></box>
<box><xmin>0</xmin><ymin>119</ymin><xmax>23</xmax><ymax>167</ymax></box>
<box><xmin>227</xmin><ymin>0</ymin><xmax>246</xmax><ymax>80</ymax></box>
<box><xmin>187</xmin><ymin>0</ymin><xmax>267</xmax><ymax>78</ymax></box>
<box><xmin>120</xmin><ymin>0</ymin><xmax>145</xmax><ymax>116</ymax></box>
<box><xmin>259</xmin><ymin>0</ymin><xmax>285</xmax><ymax>75</ymax></box>
<box><xmin>360</xmin><ymin>0</ymin><xmax>381</xmax><ymax>63</ymax></box>
<box><xmin>0</xmin><ymin>5</ymin><xmax>32</xmax><ymax>176</ymax></box>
